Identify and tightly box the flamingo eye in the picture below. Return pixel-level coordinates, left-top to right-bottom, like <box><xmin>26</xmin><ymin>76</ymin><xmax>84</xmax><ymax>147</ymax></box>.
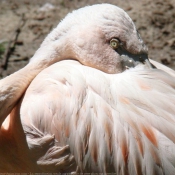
<box><xmin>110</xmin><ymin>38</ymin><xmax>119</xmax><ymax>49</ymax></box>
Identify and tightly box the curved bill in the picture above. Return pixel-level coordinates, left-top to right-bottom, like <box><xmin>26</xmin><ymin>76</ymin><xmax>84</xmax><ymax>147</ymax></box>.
<box><xmin>121</xmin><ymin>53</ymin><xmax>154</xmax><ymax>70</ymax></box>
<box><xmin>116</xmin><ymin>47</ymin><xmax>154</xmax><ymax>70</ymax></box>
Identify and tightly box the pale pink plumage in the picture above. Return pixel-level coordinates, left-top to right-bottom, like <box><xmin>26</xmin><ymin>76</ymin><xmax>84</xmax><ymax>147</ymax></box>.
<box><xmin>0</xmin><ymin>4</ymin><xmax>175</xmax><ymax>174</ymax></box>
<box><xmin>20</xmin><ymin>60</ymin><xmax>175</xmax><ymax>174</ymax></box>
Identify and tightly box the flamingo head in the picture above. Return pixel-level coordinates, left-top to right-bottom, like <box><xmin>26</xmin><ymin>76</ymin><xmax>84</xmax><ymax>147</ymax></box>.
<box><xmin>31</xmin><ymin>4</ymin><xmax>151</xmax><ymax>73</ymax></box>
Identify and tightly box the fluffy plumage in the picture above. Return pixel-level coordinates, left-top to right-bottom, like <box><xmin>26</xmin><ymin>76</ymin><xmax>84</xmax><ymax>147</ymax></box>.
<box><xmin>20</xmin><ymin>60</ymin><xmax>175</xmax><ymax>174</ymax></box>
<box><xmin>1</xmin><ymin>3</ymin><xmax>175</xmax><ymax>174</ymax></box>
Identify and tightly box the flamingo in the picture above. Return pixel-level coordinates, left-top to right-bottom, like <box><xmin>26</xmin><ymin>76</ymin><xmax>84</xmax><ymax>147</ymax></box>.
<box><xmin>1</xmin><ymin>3</ymin><xmax>175</xmax><ymax>174</ymax></box>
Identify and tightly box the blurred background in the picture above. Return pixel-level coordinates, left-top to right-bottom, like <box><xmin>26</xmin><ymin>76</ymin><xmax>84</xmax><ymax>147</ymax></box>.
<box><xmin>0</xmin><ymin>0</ymin><xmax>175</xmax><ymax>77</ymax></box>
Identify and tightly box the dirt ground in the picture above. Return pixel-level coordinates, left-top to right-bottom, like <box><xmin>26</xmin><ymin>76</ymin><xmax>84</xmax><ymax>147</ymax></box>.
<box><xmin>0</xmin><ymin>0</ymin><xmax>175</xmax><ymax>77</ymax></box>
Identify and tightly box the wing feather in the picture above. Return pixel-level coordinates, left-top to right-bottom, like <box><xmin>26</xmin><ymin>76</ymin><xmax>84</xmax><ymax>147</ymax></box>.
<box><xmin>20</xmin><ymin>60</ymin><xmax>175</xmax><ymax>174</ymax></box>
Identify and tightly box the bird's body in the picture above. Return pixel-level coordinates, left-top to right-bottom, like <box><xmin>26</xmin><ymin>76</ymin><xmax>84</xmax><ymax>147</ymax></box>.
<box><xmin>0</xmin><ymin>3</ymin><xmax>175</xmax><ymax>174</ymax></box>
<box><xmin>20</xmin><ymin>60</ymin><xmax>175</xmax><ymax>174</ymax></box>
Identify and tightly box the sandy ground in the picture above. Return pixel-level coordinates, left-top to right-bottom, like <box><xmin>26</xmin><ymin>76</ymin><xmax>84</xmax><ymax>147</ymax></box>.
<box><xmin>0</xmin><ymin>0</ymin><xmax>175</xmax><ymax>77</ymax></box>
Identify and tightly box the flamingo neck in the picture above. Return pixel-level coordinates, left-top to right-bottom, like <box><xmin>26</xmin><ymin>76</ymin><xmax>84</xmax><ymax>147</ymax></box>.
<box><xmin>0</xmin><ymin>61</ymin><xmax>51</xmax><ymax>126</ymax></box>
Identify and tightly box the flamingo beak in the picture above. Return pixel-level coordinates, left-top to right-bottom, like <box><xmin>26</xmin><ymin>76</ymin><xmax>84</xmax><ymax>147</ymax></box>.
<box><xmin>120</xmin><ymin>53</ymin><xmax>153</xmax><ymax>70</ymax></box>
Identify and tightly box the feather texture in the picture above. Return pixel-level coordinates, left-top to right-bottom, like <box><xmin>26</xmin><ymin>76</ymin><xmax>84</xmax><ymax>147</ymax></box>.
<box><xmin>20</xmin><ymin>60</ymin><xmax>175</xmax><ymax>174</ymax></box>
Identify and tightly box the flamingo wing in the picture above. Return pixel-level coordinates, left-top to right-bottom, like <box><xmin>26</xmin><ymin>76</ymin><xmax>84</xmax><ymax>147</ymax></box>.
<box><xmin>150</xmin><ymin>59</ymin><xmax>175</xmax><ymax>78</ymax></box>
<box><xmin>20</xmin><ymin>60</ymin><xmax>175</xmax><ymax>174</ymax></box>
